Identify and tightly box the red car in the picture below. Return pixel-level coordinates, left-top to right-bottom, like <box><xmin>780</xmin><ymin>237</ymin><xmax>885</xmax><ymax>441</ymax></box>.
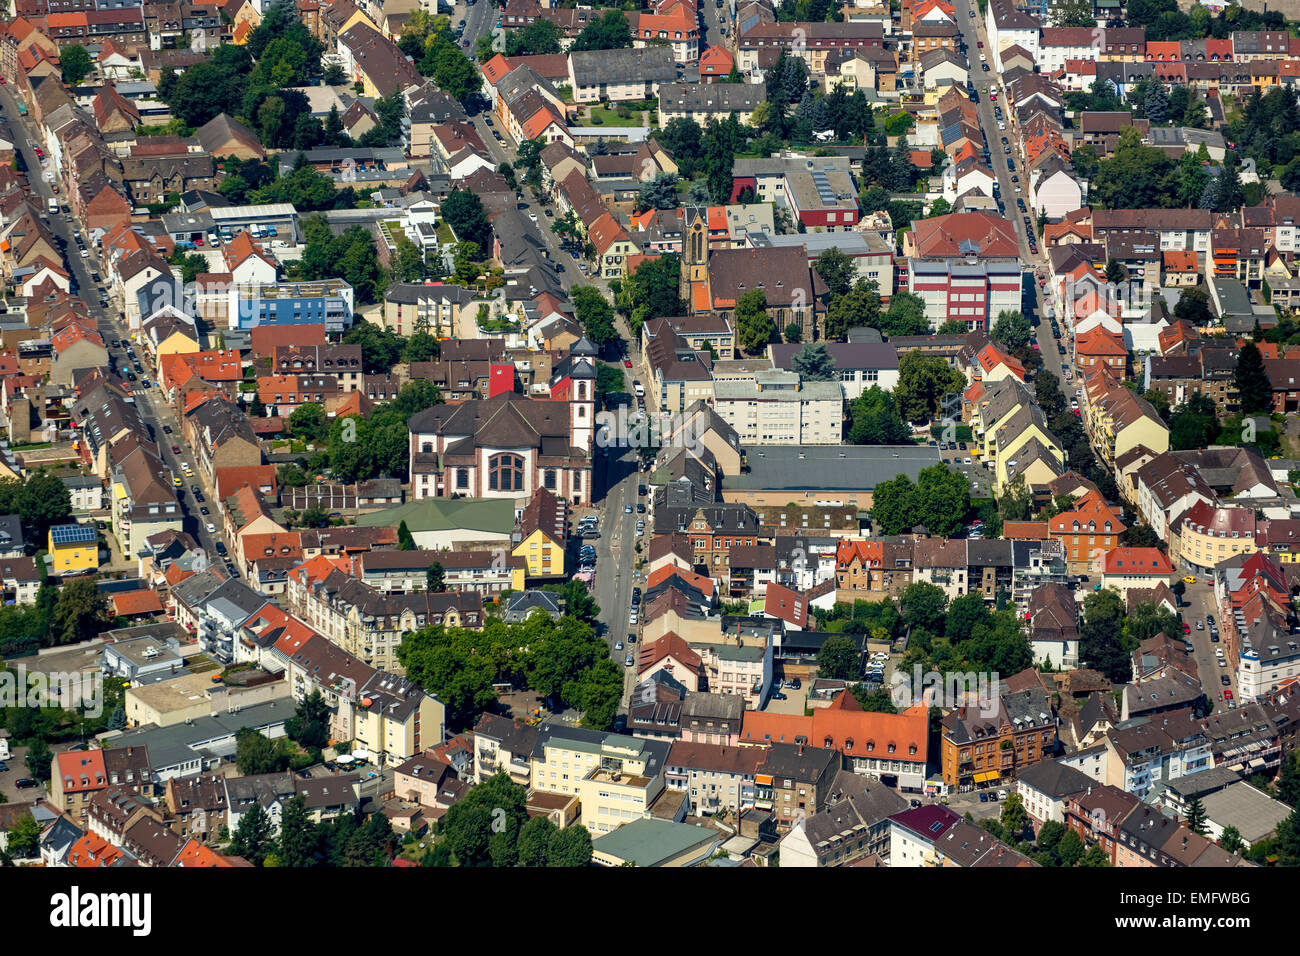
<box><xmin>1225</xmin><ymin>690</ymin><xmax>1234</xmax><ymax>700</ymax></box>
<box><xmin>1183</xmin><ymin>623</ymin><xmax>1191</xmax><ymax>633</ymax></box>
<box><xmin>623</xmin><ymin>360</ymin><xmax>632</xmax><ymax>368</ymax></box>
<box><xmin>171</xmin><ymin>444</ymin><xmax>181</xmax><ymax>454</ymax></box>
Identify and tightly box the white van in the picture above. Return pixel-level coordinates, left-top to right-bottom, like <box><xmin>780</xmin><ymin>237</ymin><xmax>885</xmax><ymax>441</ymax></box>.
<box><xmin>633</xmin><ymin>382</ymin><xmax>645</xmax><ymax>398</ymax></box>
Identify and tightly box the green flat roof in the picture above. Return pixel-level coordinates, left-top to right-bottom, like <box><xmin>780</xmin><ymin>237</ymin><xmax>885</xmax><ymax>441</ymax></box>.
<box><xmin>353</xmin><ymin>497</ymin><xmax>517</xmax><ymax>535</ymax></box>
<box><xmin>591</xmin><ymin>818</ymin><xmax>719</xmax><ymax>867</ymax></box>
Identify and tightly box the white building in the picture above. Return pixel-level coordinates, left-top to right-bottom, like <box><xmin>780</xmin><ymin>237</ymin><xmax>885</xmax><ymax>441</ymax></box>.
<box><xmin>711</xmin><ymin>371</ymin><xmax>843</xmax><ymax>445</ymax></box>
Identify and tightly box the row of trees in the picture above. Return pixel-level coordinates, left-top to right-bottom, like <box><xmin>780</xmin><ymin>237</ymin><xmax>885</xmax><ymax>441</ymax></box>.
<box><xmin>231</xmin><ymin>794</ymin><xmax>398</xmax><ymax>866</ymax></box>
<box><xmin>431</xmin><ymin>772</ymin><xmax>593</xmax><ymax>866</ymax></box>
<box><xmin>397</xmin><ymin>608</ymin><xmax>621</xmax><ymax>731</ymax></box>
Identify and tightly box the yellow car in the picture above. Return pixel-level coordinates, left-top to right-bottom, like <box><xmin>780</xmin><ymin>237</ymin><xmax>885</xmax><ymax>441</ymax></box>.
<box><xmin>1182</xmin><ymin>575</ymin><xmax>1197</xmax><ymax>584</ymax></box>
<box><xmin>173</xmin><ymin>476</ymin><xmax>183</xmax><ymax>487</ymax></box>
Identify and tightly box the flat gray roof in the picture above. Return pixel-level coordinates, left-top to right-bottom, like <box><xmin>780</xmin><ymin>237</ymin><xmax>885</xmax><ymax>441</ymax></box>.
<box><xmin>722</xmin><ymin>444</ymin><xmax>942</xmax><ymax>492</ymax></box>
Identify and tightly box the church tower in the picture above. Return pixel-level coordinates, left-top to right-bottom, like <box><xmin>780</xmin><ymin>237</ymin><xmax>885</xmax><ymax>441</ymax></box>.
<box><xmin>680</xmin><ymin>205</ymin><xmax>710</xmax><ymax>308</ymax></box>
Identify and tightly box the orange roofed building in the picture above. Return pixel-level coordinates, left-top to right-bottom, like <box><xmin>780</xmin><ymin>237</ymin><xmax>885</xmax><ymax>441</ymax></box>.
<box><xmin>1047</xmin><ymin>488</ymin><xmax>1126</xmax><ymax>573</ymax></box>
<box><xmin>740</xmin><ymin>692</ymin><xmax>931</xmax><ymax>790</ymax></box>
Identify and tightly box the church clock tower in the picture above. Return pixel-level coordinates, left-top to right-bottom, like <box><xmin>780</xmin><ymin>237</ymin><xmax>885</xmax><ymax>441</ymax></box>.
<box><xmin>680</xmin><ymin>205</ymin><xmax>710</xmax><ymax>308</ymax></box>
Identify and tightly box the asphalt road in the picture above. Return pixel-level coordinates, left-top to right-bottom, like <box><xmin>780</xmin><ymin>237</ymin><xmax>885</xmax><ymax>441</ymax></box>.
<box><xmin>590</xmin><ymin>420</ymin><xmax>649</xmax><ymax>713</ymax></box>
<box><xmin>1181</xmin><ymin>579</ymin><xmax>1238</xmax><ymax>709</ymax></box>
<box><xmin>953</xmin><ymin>0</ymin><xmax>1064</xmax><ymax>385</ymax></box>
<box><xmin>0</xmin><ymin>83</ymin><xmax>237</xmax><ymax>580</ymax></box>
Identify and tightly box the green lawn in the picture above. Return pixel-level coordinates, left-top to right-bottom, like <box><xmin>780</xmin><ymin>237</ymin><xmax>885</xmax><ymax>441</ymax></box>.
<box><xmin>584</xmin><ymin>105</ymin><xmax>645</xmax><ymax>127</ymax></box>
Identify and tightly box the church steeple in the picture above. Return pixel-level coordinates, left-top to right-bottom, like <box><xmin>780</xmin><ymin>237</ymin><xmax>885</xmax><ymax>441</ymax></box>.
<box><xmin>680</xmin><ymin>205</ymin><xmax>710</xmax><ymax>308</ymax></box>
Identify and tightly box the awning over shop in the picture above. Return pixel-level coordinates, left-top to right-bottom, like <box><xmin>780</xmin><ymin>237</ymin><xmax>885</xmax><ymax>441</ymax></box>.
<box><xmin>973</xmin><ymin>771</ymin><xmax>999</xmax><ymax>783</ymax></box>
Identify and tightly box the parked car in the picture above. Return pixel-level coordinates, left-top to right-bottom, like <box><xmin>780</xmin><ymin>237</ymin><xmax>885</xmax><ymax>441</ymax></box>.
<box><xmin>15</xmin><ymin>778</ymin><xmax>37</xmax><ymax>789</ymax></box>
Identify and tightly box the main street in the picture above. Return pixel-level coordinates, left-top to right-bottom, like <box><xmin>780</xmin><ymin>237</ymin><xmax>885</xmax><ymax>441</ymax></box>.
<box><xmin>953</xmin><ymin>0</ymin><xmax>1064</xmax><ymax>386</ymax></box>
<box><xmin>0</xmin><ymin>83</ymin><xmax>236</xmax><ymax>575</ymax></box>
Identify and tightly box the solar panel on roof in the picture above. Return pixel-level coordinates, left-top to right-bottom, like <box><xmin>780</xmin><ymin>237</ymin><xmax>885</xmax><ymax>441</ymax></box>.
<box><xmin>50</xmin><ymin>524</ymin><xmax>95</xmax><ymax>545</ymax></box>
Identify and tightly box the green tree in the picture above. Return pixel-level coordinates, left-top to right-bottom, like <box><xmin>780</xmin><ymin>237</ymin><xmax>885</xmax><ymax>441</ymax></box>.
<box><xmin>571</xmin><ymin>286</ymin><xmax>618</xmax><ymax>348</ymax></box>
<box><xmin>878</xmin><ymin>291</ymin><xmax>929</xmax><ymax>337</ymax></box>
<box><xmin>899</xmin><ymin>581</ymin><xmax>948</xmax><ymax>635</ymax></box>
<box><xmin>506</xmin><ymin>18</ymin><xmax>563</xmax><ymax>56</ymax></box>
<box><xmin>5</xmin><ymin>813</ymin><xmax>39</xmax><ymax>858</ymax></box>
<box><xmin>1277</xmin><ymin>749</ymin><xmax>1300</xmax><ymax>807</ymax></box>
<box><xmin>397</xmin><ymin>521</ymin><xmax>416</xmax><ymax>551</ymax></box>
<box><xmin>1080</xmin><ymin>587</ymin><xmax>1131</xmax><ymax>682</ymax></box>
<box><xmin>288</xmin><ymin>403</ymin><xmax>329</xmax><ymax>445</ymax></box>
<box><xmin>791</xmin><ymin>342</ymin><xmax>835</xmax><ymax>381</ymax></box>
<box><xmin>635</xmin><ymin>172</ymin><xmax>680</xmax><ymax>213</ymax></box>
<box><xmin>571</xmin><ymin>9</ymin><xmax>632</xmax><ymax>51</ymax></box>
<box><xmin>870</xmin><ymin>464</ymin><xmax>970</xmax><ymax>537</ymax></box>
<box><xmin>1000</xmin><ymin>792</ymin><xmax>1030</xmax><ymax>843</ymax></box>
<box><xmin>735</xmin><ymin>289</ymin><xmax>775</xmax><ymax>354</ymax></box>
<box><xmin>23</xmin><ymin>738</ymin><xmax>51</xmax><ymax>783</ymax></box>
<box><xmin>440</xmin><ymin>771</ymin><xmax>529</xmax><ymax>866</ymax></box>
<box><xmin>1174</xmin><ymin>287</ymin><xmax>1212</xmax><ymax>325</ymax></box>
<box><xmin>818</xmin><ymin>635</ymin><xmax>862</xmax><ymax>680</ymax></box>
<box><xmin>1219</xmin><ymin>825</ymin><xmax>1244</xmax><ymax>854</ymax></box>
<box><xmin>426</xmin><ymin>561</ymin><xmax>446</xmax><ymax>593</ymax></box>
<box><xmin>1235</xmin><ymin>341</ymin><xmax>1272</xmax><ymax>414</ymax></box>
<box><xmin>277</xmin><ymin>795</ymin><xmax>321</xmax><ymax>867</ymax></box>
<box><xmin>1185</xmin><ymin>794</ymin><xmax>1208</xmax><ymax>835</ymax></box>
<box><xmin>549</xmin><ymin>825</ymin><xmax>594</xmax><ymax>866</ymax></box>
<box><xmin>517</xmin><ymin>815</ymin><xmax>556</xmax><ymax>866</ymax></box>
<box><xmin>235</xmin><ymin>727</ymin><xmax>290</xmax><ymax>775</ymax></box>
<box><xmin>60</xmin><ymin>44</ymin><xmax>93</xmax><ymax>86</ymax></box>
<box><xmin>991</xmin><ymin>310</ymin><xmax>1032</xmax><ymax>351</ymax></box>
<box><xmin>51</xmin><ymin>578</ymin><xmax>109</xmax><ymax>645</ymax></box>
<box><xmin>441</xmin><ymin>188</ymin><xmax>492</xmax><ymax>250</ymax></box>
<box><xmin>231</xmin><ymin>801</ymin><xmax>274</xmax><ymax>866</ymax></box>
<box><xmin>814</xmin><ymin>247</ymin><xmax>857</xmax><ymax>298</ymax></box>
<box><xmin>894</xmin><ymin>350</ymin><xmax>966</xmax><ymax>423</ymax></box>
<box><xmin>847</xmin><ymin>385</ymin><xmax>911</xmax><ymax>445</ymax></box>
<box><xmin>1078</xmin><ymin>844</ymin><xmax>1111</xmax><ymax>866</ymax></box>
<box><xmin>850</xmin><ymin>683</ymin><xmax>898</xmax><ymax>712</ymax></box>
<box><xmin>823</xmin><ymin>279</ymin><xmax>882</xmax><ymax>341</ymax></box>
<box><xmin>285</xmin><ymin>689</ymin><xmax>330</xmax><ymax>751</ymax></box>
<box><xmin>1057</xmin><ymin>827</ymin><xmax>1085</xmax><ymax>867</ymax></box>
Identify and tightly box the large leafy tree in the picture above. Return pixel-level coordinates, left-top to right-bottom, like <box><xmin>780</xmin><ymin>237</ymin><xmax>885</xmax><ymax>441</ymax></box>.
<box><xmin>60</xmin><ymin>44</ymin><xmax>93</xmax><ymax>86</ymax></box>
<box><xmin>823</xmin><ymin>279</ymin><xmax>881</xmax><ymax>341</ymax></box>
<box><xmin>571</xmin><ymin>10</ymin><xmax>632</xmax><ymax>51</ymax></box>
<box><xmin>818</xmin><ymin>635</ymin><xmax>862</xmax><ymax>680</ymax></box>
<box><xmin>570</xmin><ymin>286</ymin><xmax>618</xmax><ymax>348</ymax></box>
<box><xmin>877</xmin><ymin>292</ymin><xmax>929</xmax><ymax>337</ymax></box>
<box><xmin>847</xmin><ymin>386</ymin><xmax>911</xmax><ymax>445</ymax></box>
<box><xmin>735</xmin><ymin>289</ymin><xmax>775</xmax><ymax>354</ymax></box>
<box><xmin>1080</xmin><ymin>587</ymin><xmax>1131</xmax><ymax>682</ymax></box>
<box><xmin>791</xmin><ymin>342</ymin><xmax>835</xmax><ymax>381</ymax></box>
<box><xmin>1235</xmin><ymin>341</ymin><xmax>1272</xmax><ymax>414</ymax></box>
<box><xmin>814</xmin><ymin>247</ymin><xmax>857</xmax><ymax>298</ymax></box>
<box><xmin>441</xmin><ymin>189</ymin><xmax>492</xmax><ymax>251</ymax></box>
<box><xmin>991</xmin><ymin>310</ymin><xmax>1032</xmax><ymax>351</ymax></box>
<box><xmin>231</xmin><ymin>802</ymin><xmax>274</xmax><ymax>866</ymax></box>
<box><xmin>870</xmin><ymin>464</ymin><xmax>970</xmax><ymax>537</ymax></box>
<box><xmin>894</xmin><ymin>350</ymin><xmax>966</xmax><ymax>424</ymax></box>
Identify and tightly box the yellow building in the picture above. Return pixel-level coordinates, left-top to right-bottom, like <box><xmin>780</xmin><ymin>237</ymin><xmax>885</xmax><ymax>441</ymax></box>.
<box><xmin>512</xmin><ymin>528</ymin><xmax>563</xmax><ymax>580</ymax></box>
<box><xmin>511</xmin><ymin>487</ymin><xmax>566</xmax><ymax>581</ymax></box>
<box><xmin>529</xmin><ymin>728</ymin><xmax>668</xmax><ymax>835</ymax></box>
<box><xmin>48</xmin><ymin>523</ymin><xmax>99</xmax><ymax>573</ymax></box>
<box><xmin>352</xmin><ymin>680</ymin><xmax>446</xmax><ymax>767</ymax></box>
